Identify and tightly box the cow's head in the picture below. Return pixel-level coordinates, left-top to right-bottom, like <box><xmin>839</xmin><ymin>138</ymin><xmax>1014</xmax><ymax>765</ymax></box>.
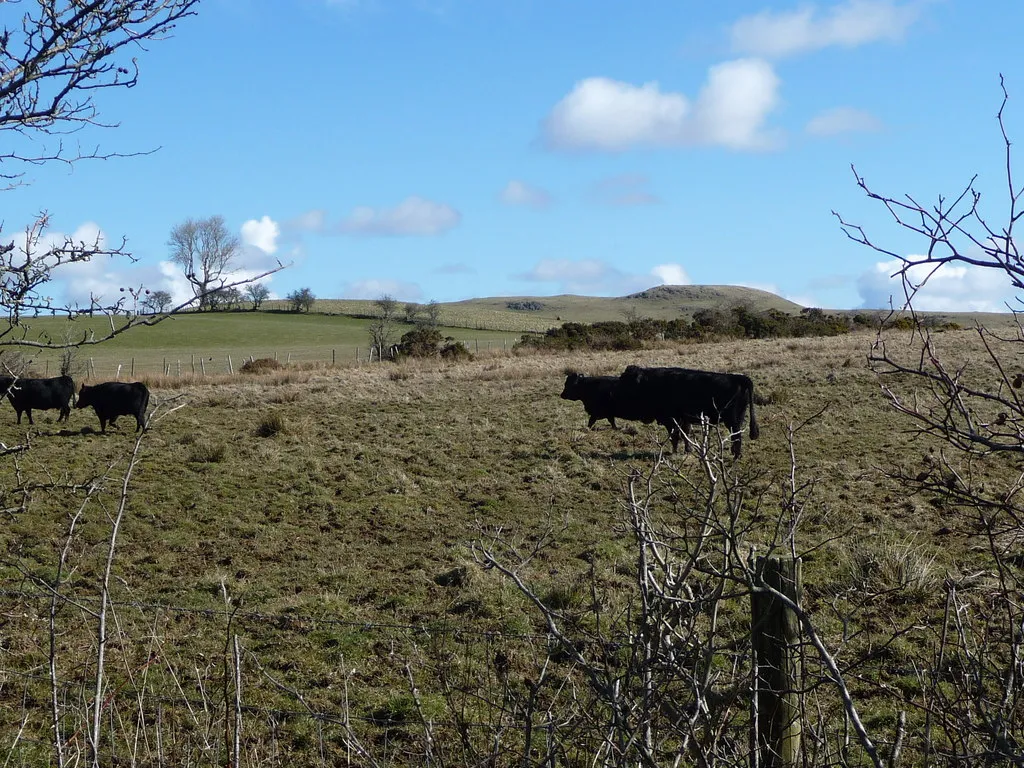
<box><xmin>75</xmin><ymin>384</ymin><xmax>93</xmax><ymax>409</ymax></box>
<box><xmin>560</xmin><ymin>372</ymin><xmax>585</xmax><ymax>400</ymax></box>
<box><xmin>619</xmin><ymin>365</ymin><xmax>645</xmax><ymax>385</ymax></box>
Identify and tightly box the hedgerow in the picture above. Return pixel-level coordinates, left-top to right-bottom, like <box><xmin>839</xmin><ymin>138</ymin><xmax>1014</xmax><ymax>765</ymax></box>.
<box><xmin>515</xmin><ymin>305</ymin><xmax>958</xmax><ymax>352</ymax></box>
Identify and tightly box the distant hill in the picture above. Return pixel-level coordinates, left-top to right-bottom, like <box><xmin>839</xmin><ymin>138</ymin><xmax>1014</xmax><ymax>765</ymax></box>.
<box><xmin>295</xmin><ymin>285</ymin><xmax>806</xmax><ymax>333</ymax></box>
<box><xmin>452</xmin><ymin>284</ymin><xmax>803</xmax><ymax>322</ymax></box>
<box><xmin>271</xmin><ymin>285</ymin><xmax>1014</xmax><ymax>334</ymax></box>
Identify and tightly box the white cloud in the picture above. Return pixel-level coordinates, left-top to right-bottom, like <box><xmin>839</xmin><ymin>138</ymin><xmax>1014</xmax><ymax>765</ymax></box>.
<box><xmin>343</xmin><ymin>279</ymin><xmax>423</xmax><ymax>301</ymax></box>
<box><xmin>652</xmin><ymin>264</ymin><xmax>691</xmax><ymax>285</ymax></box>
<box><xmin>241</xmin><ymin>215</ymin><xmax>280</xmax><ymax>254</ymax></box>
<box><xmin>731</xmin><ymin>0</ymin><xmax>920</xmax><ymax>59</ymax></box>
<box><xmin>857</xmin><ymin>258</ymin><xmax>1018</xmax><ymax>312</ymax></box>
<box><xmin>542</xmin><ymin>59</ymin><xmax>781</xmax><ymax>152</ymax></box>
<box><xmin>590</xmin><ymin>173</ymin><xmax>660</xmax><ymax>206</ymax></box>
<box><xmin>543</xmin><ymin>79</ymin><xmax>688</xmax><ymax>151</ymax></box>
<box><xmin>500</xmin><ymin>180</ymin><xmax>552</xmax><ymax>209</ymax></box>
<box><xmin>806</xmin><ymin>106</ymin><xmax>883</xmax><ymax>136</ymax></box>
<box><xmin>518</xmin><ymin>259</ymin><xmax>691</xmax><ymax>296</ymax></box>
<box><xmin>338</xmin><ymin>196</ymin><xmax>461</xmax><ymax>236</ymax></box>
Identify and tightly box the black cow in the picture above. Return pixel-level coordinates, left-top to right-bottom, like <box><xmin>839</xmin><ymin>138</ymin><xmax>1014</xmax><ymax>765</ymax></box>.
<box><xmin>560</xmin><ymin>373</ymin><xmax>624</xmax><ymax>429</ymax></box>
<box><xmin>616</xmin><ymin>365</ymin><xmax>760</xmax><ymax>457</ymax></box>
<box><xmin>75</xmin><ymin>381</ymin><xmax>150</xmax><ymax>432</ymax></box>
<box><xmin>1</xmin><ymin>375</ymin><xmax>74</xmax><ymax>425</ymax></box>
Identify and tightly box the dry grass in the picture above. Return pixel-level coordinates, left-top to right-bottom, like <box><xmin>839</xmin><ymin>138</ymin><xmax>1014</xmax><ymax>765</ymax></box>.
<box><xmin>0</xmin><ymin>326</ymin><xmax>1018</xmax><ymax>763</ymax></box>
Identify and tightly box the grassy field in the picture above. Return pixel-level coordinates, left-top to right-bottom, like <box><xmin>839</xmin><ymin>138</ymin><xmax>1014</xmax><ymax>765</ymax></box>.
<box><xmin>1</xmin><ymin>311</ymin><xmax>524</xmax><ymax>380</ymax></box>
<box><xmin>0</xmin><ymin>312</ymin><xmax>1020</xmax><ymax>763</ymax></box>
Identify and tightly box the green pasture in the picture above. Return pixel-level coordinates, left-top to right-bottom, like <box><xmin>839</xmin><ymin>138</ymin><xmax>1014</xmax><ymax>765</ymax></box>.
<box><xmin>2</xmin><ymin>311</ymin><xmax>525</xmax><ymax>379</ymax></box>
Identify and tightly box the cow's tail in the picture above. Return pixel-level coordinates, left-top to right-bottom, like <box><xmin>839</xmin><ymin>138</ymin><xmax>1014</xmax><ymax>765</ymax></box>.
<box><xmin>747</xmin><ymin>379</ymin><xmax>760</xmax><ymax>440</ymax></box>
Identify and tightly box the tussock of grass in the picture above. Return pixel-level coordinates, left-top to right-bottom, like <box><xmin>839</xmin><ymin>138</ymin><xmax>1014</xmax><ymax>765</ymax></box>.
<box><xmin>188</xmin><ymin>440</ymin><xmax>228</xmax><ymax>463</ymax></box>
<box><xmin>255</xmin><ymin>411</ymin><xmax>287</xmax><ymax>438</ymax></box>
<box><xmin>840</xmin><ymin>535</ymin><xmax>941</xmax><ymax>601</ymax></box>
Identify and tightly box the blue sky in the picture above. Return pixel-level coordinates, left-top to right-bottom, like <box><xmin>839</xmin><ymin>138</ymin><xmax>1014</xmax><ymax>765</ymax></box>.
<box><xmin>5</xmin><ymin>0</ymin><xmax>1024</xmax><ymax>311</ymax></box>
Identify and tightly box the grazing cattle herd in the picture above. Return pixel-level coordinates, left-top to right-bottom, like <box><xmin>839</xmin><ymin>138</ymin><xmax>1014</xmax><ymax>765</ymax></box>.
<box><xmin>562</xmin><ymin>365</ymin><xmax>760</xmax><ymax>457</ymax></box>
<box><xmin>0</xmin><ymin>365</ymin><xmax>757</xmax><ymax>458</ymax></box>
<box><xmin>0</xmin><ymin>375</ymin><xmax>150</xmax><ymax>433</ymax></box>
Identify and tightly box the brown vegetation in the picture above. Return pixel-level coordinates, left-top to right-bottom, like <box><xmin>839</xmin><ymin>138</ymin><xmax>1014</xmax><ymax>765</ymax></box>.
<box><xmin>0</xmin><ymin>326</ymin><xmax>1016</xmax><ymax>763</ymax></box>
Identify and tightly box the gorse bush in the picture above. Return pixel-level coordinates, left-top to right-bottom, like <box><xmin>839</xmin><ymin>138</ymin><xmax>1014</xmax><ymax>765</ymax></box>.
<box><xmin>440</xmin><ymin>339</ymin><xmax>472</xmax><ymax>361</ymax></box>
<box><xmin>396</xmin><ymin>327</ymin><xmax>474</xmax><ymax>362</ymax></box>
<box><xmin>397</xmin><ymin>327</ymin><xmax>443</xmax><ymax>358</ymax></box>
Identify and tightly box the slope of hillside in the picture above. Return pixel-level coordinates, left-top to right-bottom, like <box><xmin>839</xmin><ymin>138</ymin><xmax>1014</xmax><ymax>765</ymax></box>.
<box><xmin>258</xmin><ymin>285</ymin><xmax>1015</xmax><ymax>335</ymax></box>
<box><xmin>270</xmin><ymin>285</ymin><xmax>802</xmax><ymax>333</ymax></box>
<box><xmin>448</xmin><ymin>284</ymin><xmax>804</xmax><ymax>325</ymax></box>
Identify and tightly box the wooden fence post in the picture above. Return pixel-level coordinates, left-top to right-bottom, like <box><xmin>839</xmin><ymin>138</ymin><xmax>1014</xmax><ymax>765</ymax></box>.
<box><xmin>751</xmin><ymin>555</ymin><xmax>802</xmax><ymax>768</ymax></box>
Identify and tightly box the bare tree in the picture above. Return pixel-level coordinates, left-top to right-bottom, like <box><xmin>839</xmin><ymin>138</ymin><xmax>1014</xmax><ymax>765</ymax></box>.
<box><xmin>0</xmin><ymin>0</ymin><xmax>201</xmax><ymax>182</ymax></box>
<box><xmin>836</xmin><ymin>76</ymin><xmax>1024</xmax><ymax>764</ymax></box>
<box><xmin>0</xmin><ymin>2</ymin><xmax>207</xmax><ymax>331</ymax></box>
<box><xmin>143</xmin><ymin>290</ymin><xmax>173</xmax><ymax>314</ymax></box>
<box><xmin>287</xmin><ymin>287</ymin><xmax>315</xmax><ymax>313</ymax></box>
<box><xmin>0</xmin><ymin>1</ymin><xmax>276</xmax><ymax>355</ymax></box>
<box><xmin>473</xmin><ymin>424</ymin><xmax>891</xmax><ymax>767</ymax></box>
<box><xmin>168</xmin><ymin>216</ymin><xmax>241</xmax><ymax>310</ymax></box>
<box><xmin>368</xmin><ymin>293</ymin><xmax>399</xmax><ymax>359</ymax></box>
<box><xmin>246</xmin><ymin>283</ymin><xmax>270</xmax><ymax>310</ymax></box>
<box><xmin>404</xmin><ymin>301</ymin><xmax>422</xmax><ymax>324</ymax></box>
<box><xmin>375</xmin><ymin>293</ymin><xmax>398</xmax><ymax>320</ymax></box>
<box><xmin>423</xmin><ymin>299</ymin><xmax>442</xmax><ymax>328</ymax></box>
<box><xmin>208</xmin><ymin>285</ymin><xmax>242</xmax><ymax>311</ymax></box>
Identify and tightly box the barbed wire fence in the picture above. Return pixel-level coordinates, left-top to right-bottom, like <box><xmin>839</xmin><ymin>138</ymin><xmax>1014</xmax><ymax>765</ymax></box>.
<box><xmin>24</xmin><ymin>339</ymin><xmax>521</xmax><ymax>381</ymax></box>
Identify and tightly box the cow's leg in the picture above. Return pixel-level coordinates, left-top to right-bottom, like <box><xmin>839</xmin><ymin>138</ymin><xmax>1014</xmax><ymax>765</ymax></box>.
<box><xmin>26</xmin><ymin>410</ymin><xmax>33</xmax><ymax>425</ymax></box>
<box><xmin>663</xmin><ymin>420</ymin><xmax>682</xmax><ymax>453</ymax></box>
<box><xmin>608</xmin><ymin>416</ymin><xmax>617</xmax><ymax>429</ymax></box>
<box><xmin>587</xmin><ymin>414</ymin><xmax>598</xmax><ymax>429</ymax></box>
